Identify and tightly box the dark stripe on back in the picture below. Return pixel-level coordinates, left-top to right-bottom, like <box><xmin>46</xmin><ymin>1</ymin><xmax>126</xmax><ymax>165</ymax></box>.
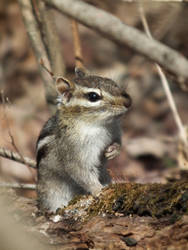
<box><xmin>37</xmin><ymin>128</ymin><xmax>53</xmax><ymax>145</ymax></box>
<box><xmin>36</xmin><ymin>145</ymin><xmax>49</xmax><ymax>167</ymax></box>
<box><xmin>36</xmin><ymin>115</ymin><xmax>57</xmax><ymax>147</ymax></box>
<box><xmin>36</xmin><ymin>115</ymin><xmax>57</xmax><ymax>166</ymax></box>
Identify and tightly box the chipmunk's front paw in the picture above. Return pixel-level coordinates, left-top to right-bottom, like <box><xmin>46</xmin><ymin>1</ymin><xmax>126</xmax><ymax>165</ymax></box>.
<box><xmin>105</xmin><ymin>143</ymin><xmax>121</xmax><ymax>160</ymax></box>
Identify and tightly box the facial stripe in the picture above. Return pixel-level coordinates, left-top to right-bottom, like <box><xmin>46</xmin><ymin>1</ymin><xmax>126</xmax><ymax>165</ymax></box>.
<box><xmin>66</xmin><ymin>98</ymin><xmax>102</xmax><ymax>107</ymax></box>
<box><xmin>76</xmin><ymin>86</ymin><xmax>117</xmax><ymax>101</ymax></box>
<box><xmin>57</xmin><ymin>84</ymin><xmax>129</xmax><ymax>111</ymax></box>
<box><xmin>76</xmin><ymin>86</ymin><xmax>102</xmax><ymax>96</ymax></box>
<box><xmin>64</xmin><ymin>86</ymin><xmax>116</xmax><ymax>108</ymax></box>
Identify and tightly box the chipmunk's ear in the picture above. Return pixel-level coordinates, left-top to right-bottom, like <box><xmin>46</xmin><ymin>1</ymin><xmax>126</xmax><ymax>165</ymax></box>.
<box><xmin>55</xmin><ymin>77</ymin><xmax>75</xmax><ymax>94</ymax></box>
<box><xmin>75</xmin><ymin>67</ymin><xmax>86</xmax><ymax>78</ymax></box>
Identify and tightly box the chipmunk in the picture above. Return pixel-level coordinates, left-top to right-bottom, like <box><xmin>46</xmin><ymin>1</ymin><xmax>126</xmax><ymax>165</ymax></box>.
<box><xmin>36</xmin><ymin>68</ymin><xmax>131</xmax><ymax>212</ymax></box>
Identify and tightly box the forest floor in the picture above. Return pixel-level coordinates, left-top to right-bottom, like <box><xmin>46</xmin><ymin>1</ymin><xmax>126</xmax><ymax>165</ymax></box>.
<box><xmin>0</xmin><ymin>1</ymin><xmax>188</xmax><ymax>249</ymax></box>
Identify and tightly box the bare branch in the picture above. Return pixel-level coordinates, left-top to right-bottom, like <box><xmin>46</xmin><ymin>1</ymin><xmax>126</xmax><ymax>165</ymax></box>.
<box><xmin>18</xmin><ymin>0</ymin><xmax>57</xmax><ymax>112</ymax></box>
<box><xmin>138</xmin><ymin>4</ymin><xmax>187</xmax><ymax>146</ymax></box>
<box><xmin>0</xmin><ymin>147</ymin><xmax>36</xmax><ymax>169</ymax></box>
<box><xmin>45</xmin><ymin>0</ymin><xmax>188</xmax><ymax>82</ymax></box>
<box><xmin>37</xmin><ymin>1</ymin><xmax>65</xmax><ymax>76</ymax></box>
<box><xmin>0</xmin><ymin>182</ymin><xmax>36</xmax><ymax>190</ymax></box>
<box><xmin>71</xmin><ymin>19</ymin><xmax>84</xmax><ymax>69</ymax></box>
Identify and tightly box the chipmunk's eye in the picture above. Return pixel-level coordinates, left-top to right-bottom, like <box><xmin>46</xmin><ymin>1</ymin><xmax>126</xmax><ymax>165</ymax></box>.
<box><xmin>86</xmin><ymin>92</ymin><xmax>101</xmax><ymax>102</ymax></box>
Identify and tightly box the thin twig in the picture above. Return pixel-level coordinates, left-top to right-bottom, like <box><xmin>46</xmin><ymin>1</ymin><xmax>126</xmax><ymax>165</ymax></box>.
<box><xmin>0</xmin><ymin>91</ymin><xmax>36</xmax><ymax>174</ymax></box>
<box><xmin>40</xmin><ymin>58</ymin><xmax>60</xmax><ymax>84</ymax></box>
<box><xmin>0</xmin><ymin>182</ymin><xmax>36</xmax><ymax>190</ymax></box>
<box><xmin>40</xmin><ymin>58</ymin><xmax>54</xmax><ymax>77</ymax></box>
<box><xmin>0</xmin><ymin>147</ymin><xmax>36</xmax><ymax>168</ymax></box>
<box><xmin>138</xmin><ymin>3</ymin><xmax>187</xmax><ymax>146</ymax></box>
<box><xmin>1</xmin><ymin>92</ymin><xmax>26</xmax><ymax>159</ymax></box>
<box><xmin>45</xmin><ymin>0</ymin><xmax>188</xmax><ymax>83</ymax></box>
<box><xmin>71</xmin><ymin>19</ymin><xmax>84</xmax><ymax>69</ymax></box>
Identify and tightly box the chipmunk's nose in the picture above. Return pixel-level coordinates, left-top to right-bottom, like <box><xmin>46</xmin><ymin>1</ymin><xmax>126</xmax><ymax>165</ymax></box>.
<box><xmin>122</xmin><ymin>92</ymin><xmax>132</xmax><ymax>108</ymax></box>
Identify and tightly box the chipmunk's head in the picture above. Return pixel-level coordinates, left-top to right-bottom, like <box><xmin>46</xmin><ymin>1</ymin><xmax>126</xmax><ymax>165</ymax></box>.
<box><xmin>56</xmin><ymin>68</ymin><xmax>131</xmax><ymax>123</ymax></box>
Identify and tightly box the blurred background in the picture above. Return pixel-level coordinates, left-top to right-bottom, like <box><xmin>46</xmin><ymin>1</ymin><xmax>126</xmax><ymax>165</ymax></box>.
<box><xmin>0</xmin><ymin>0</ymin><xmax>188</xmax><ymax>198</ymax></box>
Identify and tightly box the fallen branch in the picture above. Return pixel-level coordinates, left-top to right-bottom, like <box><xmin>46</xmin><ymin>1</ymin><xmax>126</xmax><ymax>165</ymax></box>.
<box><xmin>0</xmin><ymin>147</ymin><xmax>36</xmax><ymax>169</ymax></box>
<box><xmin>45</xmin><ymin>0</ymin><xmax>188</xmax><ymax>82</ymax></box>
<box><xmin>0</xmin><ymin>182</ymin><xmax>36</xmax><ymax>189</ymax></box>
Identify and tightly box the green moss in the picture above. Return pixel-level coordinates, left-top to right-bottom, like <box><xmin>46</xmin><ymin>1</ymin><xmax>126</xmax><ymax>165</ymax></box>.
<box><xmin>68</xmin><ymin>194</ymin><xmax>86</xmax><ymax>206</ymax></box>
<box><xmin>83</xmin><ymin>181</ymin><xmax>188</xmax><ymax>221</ymax></box>
<box><xmin>60</xmin><ymin>179</ymin><xmax>188</xmax><ymax>224</ymax></box>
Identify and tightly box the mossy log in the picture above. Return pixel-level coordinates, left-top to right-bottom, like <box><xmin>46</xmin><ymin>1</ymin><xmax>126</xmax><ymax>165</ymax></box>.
<box><xmin>61</xmin><ymin>180</ymin><xmax>188</xmax><ymax>222</ymax></box>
